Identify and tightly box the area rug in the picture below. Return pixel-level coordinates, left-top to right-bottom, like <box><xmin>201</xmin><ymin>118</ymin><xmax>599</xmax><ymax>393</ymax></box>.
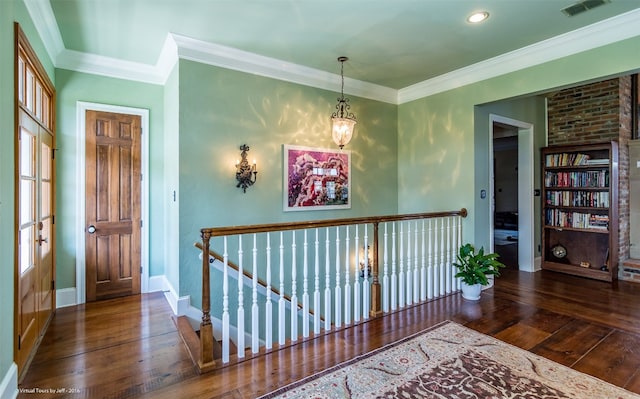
<box><xmin>260</xmin><ymin>320</ymin><xmax>640</xmax><ymax>399</ymax></box>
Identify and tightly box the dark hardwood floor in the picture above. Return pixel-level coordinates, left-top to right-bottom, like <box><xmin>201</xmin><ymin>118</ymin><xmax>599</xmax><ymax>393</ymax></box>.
<box><xmin>19</xmin><ymin>260</ymin><xmax>640</xmax><ymax>398</ymax></box>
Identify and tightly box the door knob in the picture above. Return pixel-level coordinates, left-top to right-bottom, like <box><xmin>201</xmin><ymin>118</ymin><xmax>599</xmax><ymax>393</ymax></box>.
<box><xmin>87</xmin><ymin>225</ymin><xmax>97</xmax><ymax>234</ymax></box>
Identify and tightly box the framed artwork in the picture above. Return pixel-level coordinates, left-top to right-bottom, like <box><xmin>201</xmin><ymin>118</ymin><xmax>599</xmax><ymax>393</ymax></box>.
<box><xmin>283</xmin><ymin>145</ymin><xmax>351</xmax><ymax>211</ymax></box>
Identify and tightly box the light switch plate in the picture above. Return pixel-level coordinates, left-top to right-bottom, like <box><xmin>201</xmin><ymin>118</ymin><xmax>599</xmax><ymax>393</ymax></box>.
<box><xmin>637</xmin><ymin>160</ymin><xmax>640</xmax><ymax>168</ymax></box>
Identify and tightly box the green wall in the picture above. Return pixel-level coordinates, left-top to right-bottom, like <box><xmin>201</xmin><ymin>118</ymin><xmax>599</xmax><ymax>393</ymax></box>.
<box><xmin>398</xmin><ymin>35</ymin><xmax>640</xmax><ymax>250</ymax></box>
<box><xmin>177</xmin><ymin>60</ymin><xmax>398</xmax><ymax>307</ymax></box>
<box><xmin>54</xmin><ymin>69</ymin><xmax>166</xmax><ymax>288</ymax></box>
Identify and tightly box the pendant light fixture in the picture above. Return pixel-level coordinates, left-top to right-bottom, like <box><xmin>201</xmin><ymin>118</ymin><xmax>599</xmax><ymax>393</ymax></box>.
<box><xmin>331</xmin><ymin>56</ymin><xmax>356</xmax><ymax>149</ymax></box>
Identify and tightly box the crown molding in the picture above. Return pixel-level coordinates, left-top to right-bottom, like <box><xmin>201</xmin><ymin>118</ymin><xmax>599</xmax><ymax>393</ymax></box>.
<box><xmin>171</xmin><ymin>34</ymin><xmax>398</xmax><ymax>103</ymax></box>
<box><xmin>22</xmin><ymin>0</ymin><xmax>64</xmax><ymax>63</ymax></box>
<box><xmin>398</xmin><ymin>8</ymin><xmax>640</xmax><ymax>104</ymax></box>
<box><xmin>25</xmin><ymin>2</ymin><xmax>640</xmax><ymax>104</ymax></box>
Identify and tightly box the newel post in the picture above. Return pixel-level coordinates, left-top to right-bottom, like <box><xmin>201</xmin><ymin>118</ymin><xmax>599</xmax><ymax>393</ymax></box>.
<box><xmin>370</xmin><ymin>222</ymin><xmax>383</xmax><ymax>317</ymax></box>
<box><xmin>200</xmin><ymin>229</ymin><xmax>215</xmax><ymax>368</ymax></box>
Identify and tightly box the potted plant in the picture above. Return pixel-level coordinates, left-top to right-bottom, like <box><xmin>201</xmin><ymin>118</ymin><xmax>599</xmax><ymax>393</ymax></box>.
<box><xmin>453</xmin><ymin>243</ymin><xmax>506</xmax><ymax>300</ymax></box>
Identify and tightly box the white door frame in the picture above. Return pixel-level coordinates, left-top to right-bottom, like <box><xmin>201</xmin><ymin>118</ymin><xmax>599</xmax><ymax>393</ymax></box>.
<box><xmin>75</xmin><ymin>101</ymin><xmax>150</xmax><ymax>304</ymax></box>
<box><xmin>489</xmin><ymin>114</ymin><xmax>535</xmax><ymax>272</ymax></box>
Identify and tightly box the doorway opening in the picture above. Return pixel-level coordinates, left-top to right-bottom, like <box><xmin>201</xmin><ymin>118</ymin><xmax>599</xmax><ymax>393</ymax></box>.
<box><xmin>489</xmin><ymin>114</ymin><xmax>535</xmax><ymax>272</ymax></box>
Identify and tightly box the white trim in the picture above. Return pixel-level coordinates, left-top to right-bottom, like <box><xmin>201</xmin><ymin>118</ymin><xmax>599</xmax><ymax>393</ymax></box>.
<box><xmin>162</xmin><ymin>279</ymin><xmax>191</xmax><ymax>316</ymax></box>
<box><xmin>25</xmin><ymin>3</ymin><xmax>640</xmax><ymax>104</ymax></box>
<box><xmin>171</xmin><ymin>34</ymin><xmax>397</xmax><ymax>104</ymax></box>
<box><xmin>397</xmin><ymin>8</ymin><xmax>640</xmax><ymax>103</ymax></box>
<box><xmin>0</xmin><ymin>363</ymin><xmax>17</xmax><ymax>399</ymax></box>
<box><xmin>489</xmin><ymin>114</ymin><xmax>535</xmax><ymax>273</ymax></box>
<box><xmin>55</xmin><ymin>287</ymin><xmax>77</xmax><ymax>308</ymax></box>
<box><xmin>22</xmin><ymin>0</ymin><xmax>64</xmax><ymax>64</ymax></box>
<box><xmin>75</xmin><ymin>102</ymin><xmax>150</xmax><ymax>304</ymax></box>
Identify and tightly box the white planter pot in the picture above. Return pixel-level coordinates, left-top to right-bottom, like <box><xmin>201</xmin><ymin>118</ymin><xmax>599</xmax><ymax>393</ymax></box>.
<box><xmin>461</xmin><ymin>282</ymin><xmax>482</xmax><ymax>301</ymax></box>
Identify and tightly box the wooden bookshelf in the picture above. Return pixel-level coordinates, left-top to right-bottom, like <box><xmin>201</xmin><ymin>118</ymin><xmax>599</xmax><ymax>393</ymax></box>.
<box><xmin>541</xmin><ymin>141</ymin><xmax>618</xmax><ymax>282</ymax></box>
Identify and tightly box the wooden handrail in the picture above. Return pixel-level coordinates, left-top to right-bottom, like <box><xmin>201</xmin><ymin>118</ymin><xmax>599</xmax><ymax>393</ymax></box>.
<box><xmin>194</xmin><ymin>242</ymin><xmax>319</xmax><ymax>317</ymax></box>
<box><xmin>201</xmin><ymin>208</ymin><xmax>467</xmax><ymax>237</ymax></box>
<box><xmin>195</xmin><ymin>208</ymin><xmax>468</xmax><ymax>371</ymax></box>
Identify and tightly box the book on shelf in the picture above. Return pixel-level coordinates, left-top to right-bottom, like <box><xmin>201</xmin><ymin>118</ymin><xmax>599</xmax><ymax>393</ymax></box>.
<box><xmin>545</xmin><ymin>152</ymin><xmax>591</xmax><ymax>167</ymax></box>
<box><xmin>585</xmin><ymin>158</ymin><xmax>609</xmax><ymax>165</ymax></box>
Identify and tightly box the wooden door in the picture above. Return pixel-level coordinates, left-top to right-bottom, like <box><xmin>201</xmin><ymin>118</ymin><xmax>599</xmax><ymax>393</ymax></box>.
<box><xmin>15</xmin><ymin>24</ymin><xmax>56</xmax><ymax>377</ymax></box>
<box><xmin>85</xmin><ymin>110</ymin><xmax>141</xmax><ymax>301</ymax></box>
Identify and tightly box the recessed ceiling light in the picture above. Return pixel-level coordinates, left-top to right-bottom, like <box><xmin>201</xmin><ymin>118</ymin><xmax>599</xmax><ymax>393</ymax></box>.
<box><xmin>467</xmin><ymin>11</ymin><xmax>489</xmax><ymax>23</ymax></box>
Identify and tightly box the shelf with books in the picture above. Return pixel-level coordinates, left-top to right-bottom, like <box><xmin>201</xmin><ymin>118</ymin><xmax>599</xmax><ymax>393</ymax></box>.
<box><xmin>541</xmin><ymin>141</ymin><xmax>618</xmax><ymax>282</ymax></box>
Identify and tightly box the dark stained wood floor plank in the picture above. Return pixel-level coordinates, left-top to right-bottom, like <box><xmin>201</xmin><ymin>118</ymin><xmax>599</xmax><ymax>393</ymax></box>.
<box><xmin>18</xmin><ymin>269</ymin><xmax>640</xmax><ymax>399</ymax></box>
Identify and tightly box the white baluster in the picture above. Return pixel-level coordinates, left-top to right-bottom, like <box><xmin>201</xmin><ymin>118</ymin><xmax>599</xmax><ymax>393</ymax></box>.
<box><xmin>222</xmin><ymin>237</ymin><xmax>230</xmax><ymax>363</ymax></box>
<box><xmin>354</xmin><ymin>225</ymin><xmax>360</xmax><ymax>323</ymax></box>
<box><xmin>446</xmin><ymin>217</ymin><xmax>452</xmax><ymax>294</ymax></box>
<box><xmin>278</xmin><ymin>232</ymin><xmax>286</xmax><ymax>345</ymax></box>
<box><xmin>427</xmin><ymin>219</ymin><xmax>433</xmax><ymax>300</ymax></box>
<box><xmin>314</xmin><ymin>229</ymin><xmax>321</xmax><ymax>335</ymax></box>
<box><xmin>363</xmin><ymin>225</ymin><xmax>370</xmax><ymax>320</ymax></box>
<box><xmin>406</xmin><ymin>222</ymin><xmax>412</xmax><ymax>306</ymax></box>
<box><xmin>398</xmin><ymin>222</ymin><xmax>405</xmax><ymax>308</ymax></box>
<box><xmin>291</xmin><ymin>231</ymin><xmax>298</xmax><ymax>341</ymax></box>
<box><xmin>334</xmin><ymin>227</ymin><xmax>342</xmax><ymax>328</ymax></box>
<box><xmin>420</xmin><ymin>219</ymin><xmax>427</xmax><ymax>301</ymax></box>
<box><xmin>251</xmin><ymin>234</ymin><xmax>259</xmax><ymax>353</ymax></box>
<box><xmin>382</xmin><ymin>223</ymin><xmax>389</xmax><ymax>313</ymax></box>
<box><xmin>433</xmin><ymin>219</ymin><xmax>439</xmax><ymax>298</ymax></box>
<box><xmin>456</xmin><ymin>215</ymin><xmax>462</xmax><ymax>291</ymax></box>
<box><xmin>439</xmin><ymin>217</ymin><xmax>445</xmax><ymax>296</ymax></box>
<box><xmin>237</xmin><ymin>235</ymin><xmax>245</xmax><ymax>358</ymax></box>
<box><xmin>265</xmin><ymin>233</ymin><xmax>272</xmax><ymax>350</ymax></box>
<box><xmin>324</xmin><ymin>228</ymin><xmax>331</xmax><ymax>332</ymax></box>
<box><xmin>344</xmin><ymin>226</ymin><xmax>351</xmax><ymax>325</ymax></box>
<box><xmin>391</xmin><ymin>222</ymin><xmax>397</xmax><ymax>311</ymax></box>
<box><xmin>413</xmin><ymin>220</ymin><xmax>419</xmax><ymax>304</ymax></box>
<box><xmin>302</xmin><ymin>230</ymin><xmax>309</xmax><ymax>338</ymax></box>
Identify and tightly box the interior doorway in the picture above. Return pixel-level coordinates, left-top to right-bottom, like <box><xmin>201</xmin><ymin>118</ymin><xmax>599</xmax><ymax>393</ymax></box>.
<box><xmin>492</xmin><ymin>128</ymin><xmax>519</xmax><ymax>268</ymax></box>
<box><xmin>489</xmin><ymin>114</ymin><xmax>535</xmax><ymax>272</ymax></box>
<box><xmin>76</xmin><ymin>102</ymin><xmax>150</xmax><ymax>304</ymax></box>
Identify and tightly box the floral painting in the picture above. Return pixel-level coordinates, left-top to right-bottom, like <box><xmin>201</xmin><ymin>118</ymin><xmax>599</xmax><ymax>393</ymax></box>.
<box><xmin>284</xmin><ymin>145</ymin><xmax>351</xmax><ymax>211</ymax></box>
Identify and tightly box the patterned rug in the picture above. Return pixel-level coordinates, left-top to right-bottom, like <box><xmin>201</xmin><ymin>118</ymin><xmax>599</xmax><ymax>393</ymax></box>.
<box><xmin>260</xmin><ymin>320</ymin><xmax>640</xmax><ymax>399</ymax></box>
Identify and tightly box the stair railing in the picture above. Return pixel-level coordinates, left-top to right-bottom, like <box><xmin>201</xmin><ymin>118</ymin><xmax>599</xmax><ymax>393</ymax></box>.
<box><xmin>192</xmin><ymin>208</ymin><xmax>467</xmax><ymax>372</ymax></box>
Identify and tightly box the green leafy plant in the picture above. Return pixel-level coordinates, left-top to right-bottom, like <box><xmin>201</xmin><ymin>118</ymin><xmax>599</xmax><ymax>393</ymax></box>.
<box><xmin>453</xmin><ymin>243</ymin><xmax>506</xmax><ymax>286</ymax></box>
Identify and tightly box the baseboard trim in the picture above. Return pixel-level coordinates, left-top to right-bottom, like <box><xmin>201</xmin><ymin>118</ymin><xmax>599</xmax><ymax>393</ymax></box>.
<box><xmin>56</xmin><ymin>287</ymin><xmax>77</xmax><ymax>308</ymax></box>
<box><xmin>148</xmin><ymin>275</ymin><xmax>169</xmax><ymax>293</ymax></box>
<box><xmin>0</xmin><ymin>363</ymin><xmax>17</xmax><ymax>399</ymax></box>
<box><xmin>160</xmin><ymin>277</ymin><xmax>190</xmax><ymax>316</ymax></box>
<box><xmin>534</xmin><ymin>256</ymin><xmax>542</xmax><ymax>272</ymax></box>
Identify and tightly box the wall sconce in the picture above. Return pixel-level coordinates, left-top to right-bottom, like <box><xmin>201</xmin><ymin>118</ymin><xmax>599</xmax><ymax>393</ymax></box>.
<box><xmin>359</xmin><ymin>245</ymin><xmax>372</xmax><ymax>279</ymax></box>
<box><xmin>331</xmin><ymin>56</ymin><xmax>357</xmax><ymax>149</ymax></box>
<box><xmin>235</xmin><ymin>144</ymin><xmax>257</xmax><ymax>193</ymax></box>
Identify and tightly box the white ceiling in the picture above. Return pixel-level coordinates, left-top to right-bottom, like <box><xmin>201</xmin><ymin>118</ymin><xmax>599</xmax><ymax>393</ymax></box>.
<box><xmin>26</xmin><ymin>0</ymin><xmax>640</xmax><ymax>103</ymax></box>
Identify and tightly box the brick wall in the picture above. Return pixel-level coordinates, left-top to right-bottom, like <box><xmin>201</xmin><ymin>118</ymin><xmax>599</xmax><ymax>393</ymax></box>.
<box><xmin>547</xmin><ymin>76</ymin><xmax>633</xmax><ymax>281</ymax></box>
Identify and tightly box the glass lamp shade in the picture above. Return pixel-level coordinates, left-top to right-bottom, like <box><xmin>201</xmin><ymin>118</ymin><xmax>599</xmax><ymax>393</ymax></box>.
<box><xmin>331</xmin><ymin>117</ymin><xmax>356</xmax><ymax>149</ymax></box>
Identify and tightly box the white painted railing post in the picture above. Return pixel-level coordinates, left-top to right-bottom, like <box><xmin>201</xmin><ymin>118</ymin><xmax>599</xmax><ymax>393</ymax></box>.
<box><xmin>334</xmin><ymin>227</ymin><xmax>342</xmax><ymax>328</ymax></box>
<box><xmin>324</xmin><ymin>228</ymin><xmax>331</xmax><ymax>332</ymax></box>
<box><xmin>251</xmin><ymin>234</ymin><xmax>259</xmax><ymax>353</ymax></box>
<box><xmin>222</xmin><ymin>237</ymin><xmax>230</xmax><ymax>363</ymax></box>
<box><xmin>302</xmin><ymin>230</ymin><xmax>310</xmax><ymax>338</ymax></box>
<box><xmin>344</xmin><ymin>226</ymin><xmax>351</xmax><ymax>325</ymax></box>
<box><xmin>363</xmin><ymin>225</ymin><xmax>370</xmax><ymax>320</ymax></box>
<box><xmin>354</xmin><ymin>225</ymin><xmax>360</xmax><ymax>323</ymax></box>
<box><xmin>237</xmin><ymin>235</ymin><xmax>245</xmax><ymax>358</ymax></box>
<box><xmin>446</xmin><ymin>217</ymin><xmax>452</xmax><ymax>294</ymax></box>
<box><xmin>433</xmin><ymin>219</ymin><xmax>440</xmax><ymax>298</ymax></box>
<box><xmin>382</xmin><ymin>223</ymin><xmax>389</xmax><ymax>313</ymax></box>
<box><xmin>265</xmin><ymin>233</ymin><xmax>272</xmax><ymax>350</ymax></box>
<box><xmin>313</xmin><ymin>229</ymin><xmax>321</xmax><ymax>335</ymax></box>
<box><xmin>427</xmin><ymin>219</ymin><xmax>433</xmax><ymax>300</ymax></box>
<box><xmin>391</xmin><ymin>223</ymin><xmax>397</xmax><ymax>311</ymax></box>
<box><xmin>439</xmin><ymin>218</ymin><xmax>446</xmax><ymax>296</ymax></box>
<box><xmin>278</xmin><ymin>232</ymin><xmax>285</xmax><ymax>345</ymax></box>
<box><xmin>420</xmin><ymin>220</ymin><xmax>426</xmax><ymax>301</ymax></box>
<box><xmin>398</xmin><ymin>222</ymin><xmax>405</xmax><ymax>308</ymax></box>
<box><xmin>290</xmin><ymin>231</ymin><xmax>298</xmax><ymax>342</ymax></box>
<box><xmin>406</xmin><ymin>223</ymin><xmax>412</xmax><ymax>306</ymax></box>
<box><xmin>413</xmin><ymin>220</ymin><xmax>419</xmax><ymax>304</ymax></box>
